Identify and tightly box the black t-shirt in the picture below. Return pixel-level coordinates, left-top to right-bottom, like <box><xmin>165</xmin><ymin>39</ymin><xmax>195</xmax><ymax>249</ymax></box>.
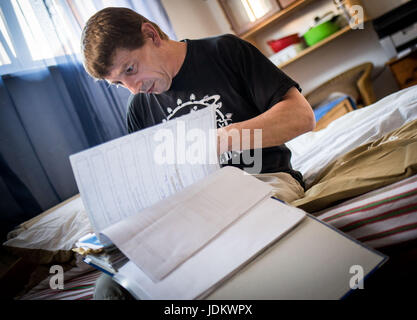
<box><xmin>127</xmin><ymin>34</ymin><xmax>304</xmax><ymax>188</ymax></box>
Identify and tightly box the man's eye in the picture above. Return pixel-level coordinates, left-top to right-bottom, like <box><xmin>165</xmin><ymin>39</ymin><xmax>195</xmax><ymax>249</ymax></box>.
<box><xmin>126</xmin><ymin>65</ymin><xmax>134</xmax><ymax>73</ymax></box>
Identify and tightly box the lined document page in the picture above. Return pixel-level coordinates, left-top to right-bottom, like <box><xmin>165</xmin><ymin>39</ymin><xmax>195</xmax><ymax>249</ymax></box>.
<box><xmin>70</xmin><ymin>107</ymin><xmax>219</xmax><ymax>242</ymax></box>
<box><xmin>100</xmin><ymin>166</ymin><xmax>274</xmax><ymax>281</ymax></box>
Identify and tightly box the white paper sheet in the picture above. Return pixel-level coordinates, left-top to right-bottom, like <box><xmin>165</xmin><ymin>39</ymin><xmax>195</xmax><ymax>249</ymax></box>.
<box><xmin>101</xmin><ymin>166</ymin><xmax>274</xmax><ymax>281</ymax></box>
<box><xmin>113</xmin><ymin>197</ymin><xmax>306</xmax><ymax>300</ymax></box>
<box><xmin>70</xmin><ymin>107</ymin><xmax>219</xmax><ymax>244</ymax></box>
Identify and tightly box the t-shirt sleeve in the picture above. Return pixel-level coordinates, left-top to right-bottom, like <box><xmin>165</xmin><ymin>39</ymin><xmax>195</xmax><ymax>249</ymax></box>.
<box><xmin>126</xmin><ymin>94</ymin><xmax>144</xmax><ymax>134</ymax></box>
<box><xmin>218</xmin><ymin>34</ymin><xmax>301</xmax><ymax>114</ymax></box>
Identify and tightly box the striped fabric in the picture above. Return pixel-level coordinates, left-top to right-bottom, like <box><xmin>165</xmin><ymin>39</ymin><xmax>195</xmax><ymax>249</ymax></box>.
<box><xmin>19</xmin><ymin>269</ymin><xmax>101</xmax><ymax>300</ymax></box>
<box><xmin>317</xmin><ymin>174</ymin><xmax>417</xmax><ymax>249</ymax></box>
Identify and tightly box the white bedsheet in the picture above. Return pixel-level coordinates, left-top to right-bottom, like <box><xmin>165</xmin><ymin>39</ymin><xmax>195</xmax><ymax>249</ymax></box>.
<box><xmin>287</xmin><ymin>85</ymin><xmax>417</xmax><ymax>189</ymax></box>
<box><xmin>4</xmin><ymin>195</ymin><xmax>92</xmax><ymax>251</ymax></box>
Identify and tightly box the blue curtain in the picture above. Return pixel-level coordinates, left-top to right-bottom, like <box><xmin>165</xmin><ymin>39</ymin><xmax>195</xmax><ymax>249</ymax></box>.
<box><xmin>0</xmin><ymin>0</ymin><xmax>176</xmax><ymax>241</ymax></box>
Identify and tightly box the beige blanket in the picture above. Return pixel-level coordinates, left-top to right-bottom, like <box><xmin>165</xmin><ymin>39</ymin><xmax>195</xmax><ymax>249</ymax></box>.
<box><xmin>291</xmin><ymin>119</ymin><xmax>417</xmax><ymax>213</ymax></box>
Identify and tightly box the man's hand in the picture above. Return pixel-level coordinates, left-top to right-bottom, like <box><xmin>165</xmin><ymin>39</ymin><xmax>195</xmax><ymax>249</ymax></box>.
<box><xmin>216</xmin><ymin>87</ymin><xmax>315</xmax><ymax>154</ymax></box>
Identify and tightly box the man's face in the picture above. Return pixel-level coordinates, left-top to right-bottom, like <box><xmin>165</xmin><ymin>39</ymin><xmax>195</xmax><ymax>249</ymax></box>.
<box><xmin>105</xmin><ymin>39</ymin><xmax>172</xmax><ymax>94</ymax></box>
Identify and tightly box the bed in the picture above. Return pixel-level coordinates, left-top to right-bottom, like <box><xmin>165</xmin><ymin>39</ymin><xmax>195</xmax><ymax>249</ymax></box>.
<box><xmin>3</xmin><ymin>84</ymin><xmax>417</xmax><ymax>300</ymax></box>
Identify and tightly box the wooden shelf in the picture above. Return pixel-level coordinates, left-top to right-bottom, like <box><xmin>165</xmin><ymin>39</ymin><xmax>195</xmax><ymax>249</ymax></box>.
<box><xmin>226</xmin><ymin>0</ymin><xmax>370</xmax><ymax>69</ymax></box>
<box><xmin>240</xmin><ymin>0</ymin><xmax>316</xmax><ymax>40</ymax></box>
<box><xmin>277</xmin><ymin>25</ymin><xmax>352</xmax><ymax>68</ymax></box>
<box><xmin>277</xmin><ymin>21</ymin><xmax>370</xmax><ymax>68</ymax></box>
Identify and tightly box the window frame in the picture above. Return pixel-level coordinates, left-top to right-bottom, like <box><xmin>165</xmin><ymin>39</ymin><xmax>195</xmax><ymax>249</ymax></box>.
<box><xmin>0</xmin><ymin>0</ymin><xmax>84</xmax><ymax>75</ymax></box>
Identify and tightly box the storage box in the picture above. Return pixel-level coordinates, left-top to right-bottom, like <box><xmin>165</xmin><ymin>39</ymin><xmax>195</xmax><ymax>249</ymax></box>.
<box><xmin>268</xmin><ymin>42</ymin><xmax>305</xmax><ymax>66</ymax></box>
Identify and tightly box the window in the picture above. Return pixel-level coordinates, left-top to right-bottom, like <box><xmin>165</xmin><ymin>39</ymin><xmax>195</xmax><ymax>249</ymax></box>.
<box><xmin>0</xmin><ymin>0</ymin><xmax>93</xmax><ymax>75</ymax></box>
<box><xmin>0</xmin><ymin>0</ymin><xmax>174</xmax><ymax>75</ymax></box>
<box><xmin>218</xmin><ymin>0</ymin><xmax>281</xmax><ymax>35</ymax></box>
<box><xmin>0</xmin><ymin>7</ymin><xmax>15</xmax><ymax>65</ymax></box>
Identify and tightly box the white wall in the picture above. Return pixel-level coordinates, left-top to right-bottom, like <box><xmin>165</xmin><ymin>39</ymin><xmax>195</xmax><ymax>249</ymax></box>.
<box><xmin>281</xmin><ymin>21</ymin><xmax>399</xmax><ymax>98</ymax></box>
<box><xmin>362</xmin><ymin>0</ymin><xmax>410</xmax><ymax>19</ymax></box>
<box><xmin>161</xmin><ymin>0</ymin><xmax>233</xmax><ymax>39</ymax></box>
<box><xmin>162</xmin><ymin>0</ymin><xmax>412</xmax><ymax>100</ymax></box>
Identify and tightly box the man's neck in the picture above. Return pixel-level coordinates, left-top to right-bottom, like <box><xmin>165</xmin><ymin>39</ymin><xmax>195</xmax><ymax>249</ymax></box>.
<box><xmin>164</xmin><ymin>40</ymin><xmax>187</xmax><ymax>79</ymax></box>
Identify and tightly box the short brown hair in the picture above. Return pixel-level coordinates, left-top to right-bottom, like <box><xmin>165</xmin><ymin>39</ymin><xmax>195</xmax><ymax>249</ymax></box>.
<box><xmin>81</xmin><ymin>7</ymin><xmax>169</xmax><ymax>79</ymax></box>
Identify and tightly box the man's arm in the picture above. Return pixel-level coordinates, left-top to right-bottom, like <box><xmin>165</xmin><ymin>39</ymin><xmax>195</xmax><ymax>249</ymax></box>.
<box><xmin>217</xmin><ymin>87</ymin><xmax>315</xmax><ymax>154</ymax></box>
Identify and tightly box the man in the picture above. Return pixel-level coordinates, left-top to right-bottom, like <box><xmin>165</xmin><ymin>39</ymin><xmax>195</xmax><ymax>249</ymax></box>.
<box><xmin>81</xmin><ymin>7</ymin><xmax>315</xmax><ymax>299</ymax></box>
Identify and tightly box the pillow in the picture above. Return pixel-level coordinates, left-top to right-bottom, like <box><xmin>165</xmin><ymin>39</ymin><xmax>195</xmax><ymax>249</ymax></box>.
<box><xmin>3</xmin><ymin>195</ymin><xmax>93</xmax><ymax>264</ymax></box>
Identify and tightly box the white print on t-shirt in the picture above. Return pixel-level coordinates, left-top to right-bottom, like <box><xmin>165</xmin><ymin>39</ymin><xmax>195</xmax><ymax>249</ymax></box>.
<box><xmin>164</xmin><ymin>93</ymin><xmax>233</xmax><ymax>128</ymax></box>
<box><xmin>163</xmin><ymin>93</ymin><xmax>242</xmax><ymax>164</ymax></box>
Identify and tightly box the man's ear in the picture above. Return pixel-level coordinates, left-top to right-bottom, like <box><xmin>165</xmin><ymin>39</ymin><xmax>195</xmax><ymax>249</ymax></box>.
<box><xmin>141</xmin><ymin>22</ymin><xmax>161</xmax><ymax>47</ymax></box>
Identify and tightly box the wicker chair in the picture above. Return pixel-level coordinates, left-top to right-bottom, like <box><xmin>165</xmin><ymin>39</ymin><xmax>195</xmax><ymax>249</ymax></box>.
<box><xmin>305</xmin><ymin>62</ymin><xmax>376</xmax><ymax>109</ymax></box>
